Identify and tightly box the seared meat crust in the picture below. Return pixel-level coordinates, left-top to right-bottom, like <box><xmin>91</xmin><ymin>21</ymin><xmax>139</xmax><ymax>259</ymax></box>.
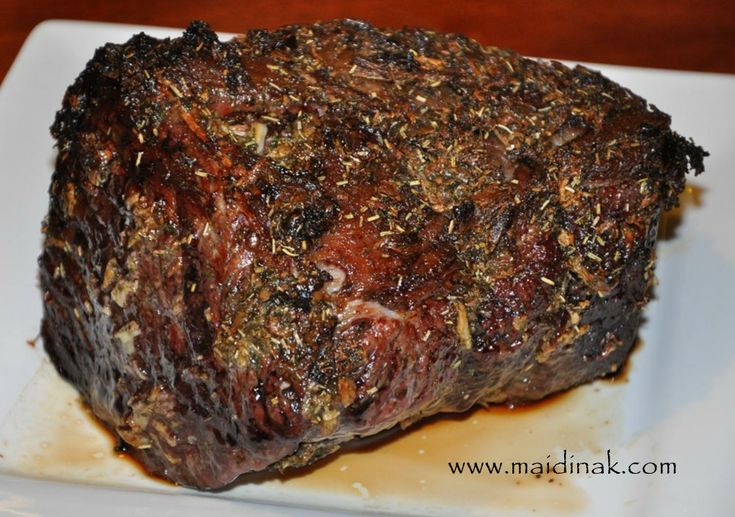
<box><xmin>40</xmin><ymin>20</ymin><xmax>705</xmax><ymax>488</ymax></box>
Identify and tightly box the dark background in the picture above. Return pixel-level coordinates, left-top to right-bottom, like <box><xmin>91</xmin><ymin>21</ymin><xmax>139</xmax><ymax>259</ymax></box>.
<box><xmin>1</xmin><ymin>0</ymin><xmax>733</xmax><ymax>81</ymax></box>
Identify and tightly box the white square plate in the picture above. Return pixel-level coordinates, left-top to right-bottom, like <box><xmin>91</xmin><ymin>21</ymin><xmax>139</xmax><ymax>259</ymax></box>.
<box><xmin>1</xmin><ymin>20</ymin><xmax>734</xmax><ymax>517</ymax></box>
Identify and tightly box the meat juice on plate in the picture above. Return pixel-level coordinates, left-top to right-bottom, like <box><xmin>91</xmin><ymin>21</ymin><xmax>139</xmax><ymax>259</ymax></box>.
<box><xmin>0</xmin><ymin>358</ymin><xmax>624</xmax><ymax>514</ymax></box>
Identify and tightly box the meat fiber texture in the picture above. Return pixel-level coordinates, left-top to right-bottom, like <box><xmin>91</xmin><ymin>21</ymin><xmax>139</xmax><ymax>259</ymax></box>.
<box><xmin>39</xmin><ymin>20</ymin><xmax>705</xmax><ymax>489</ymax></box>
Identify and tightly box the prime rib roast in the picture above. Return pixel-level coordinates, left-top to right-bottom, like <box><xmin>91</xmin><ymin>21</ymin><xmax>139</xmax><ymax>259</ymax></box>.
<box><xmin>39</xmin><ymin>20</ymin><xmax>705</xmax><ymax>489</ymax></box>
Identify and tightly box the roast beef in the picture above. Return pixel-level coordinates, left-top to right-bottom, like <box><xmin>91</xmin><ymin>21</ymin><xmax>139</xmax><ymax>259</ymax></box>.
<box><xmin>39</xmin><ymin>20</ymin><xmax>705</xmax><ymax>488</ymax></box>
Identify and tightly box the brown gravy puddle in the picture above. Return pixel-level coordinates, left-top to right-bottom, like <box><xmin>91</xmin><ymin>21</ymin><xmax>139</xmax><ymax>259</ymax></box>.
<box><xmin>249</xmin><ymin>344</ymin><xmax>638</xmax><ymax>514</ymax></box>
<box><xmin>0</xmin><ymin>359</ymin><xmax>167</xmax><ymax>489</ymax></box>
<box><xmin>0</xmin><ymin>358</ymin><xmax>626</xmax><ymax>515</ymax></box>
<box><xmin>251</xmin><ymin>384</ymin><xmax>620</xmax><ymax>515</ymax></box>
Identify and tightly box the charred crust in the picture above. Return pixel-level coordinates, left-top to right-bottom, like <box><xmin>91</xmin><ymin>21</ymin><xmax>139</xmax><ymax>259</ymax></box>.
<box><xmin>40</xmin><ymin>18</ymin><xmax>706</xmax><ymax>489</ymax></box>
<box><xmin>183</xmin><ymin>20</ymin><xmax>219</xmax><ymax>48</ymax></box>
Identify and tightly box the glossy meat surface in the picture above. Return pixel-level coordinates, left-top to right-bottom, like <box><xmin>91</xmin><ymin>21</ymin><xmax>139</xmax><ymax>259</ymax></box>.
<box><xmin>39</xmin><ymin>20</ymin><xmax>705</xmax><ymax>488</ymax></box>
